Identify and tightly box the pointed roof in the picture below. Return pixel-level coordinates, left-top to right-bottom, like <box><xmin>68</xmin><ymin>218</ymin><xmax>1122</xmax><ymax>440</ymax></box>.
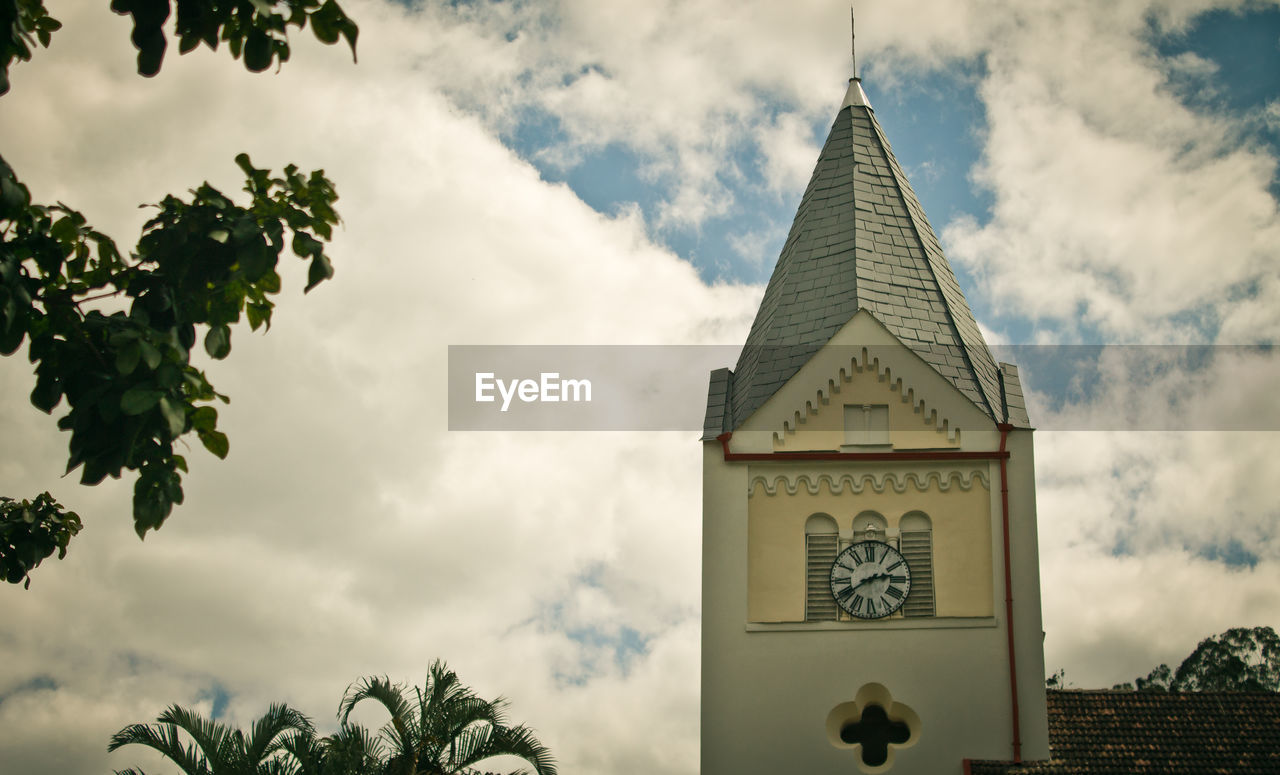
<box><xmin>704</xmin><ymin>77</ymin><xmax>1020</xmax><ymax>438</ymax></box>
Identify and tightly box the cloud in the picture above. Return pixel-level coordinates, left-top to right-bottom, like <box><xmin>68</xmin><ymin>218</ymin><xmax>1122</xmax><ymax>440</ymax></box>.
<box><xmin>400</xmin><ymin>0</ymin><xmax>862</xmax><ymax>234</ymax></box>
<box><xmin>0</xmin><ymin>3</ymin><xmax>756</xmax><ymax>773</ymax></box>
<box><xmin>939</xmin><ymin>0</ymin><xmax>1280</xmax><ymax>342</ymax></box>
<box><xmin>1</xmin><ymin>1</ymin><xmax>1278</xmax><ymax>773</ymax></box>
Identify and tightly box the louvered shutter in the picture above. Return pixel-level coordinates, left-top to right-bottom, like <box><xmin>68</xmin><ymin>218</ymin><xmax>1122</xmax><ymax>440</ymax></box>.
<box><xmin>899</xmin><ymin>530</ymin><xmax>935</xmax><ymax>617</ymax></box>
<box><xmin>805</xmin><ymin>533</ymin><xmax>839</xmax><ymax>621</ymax></box>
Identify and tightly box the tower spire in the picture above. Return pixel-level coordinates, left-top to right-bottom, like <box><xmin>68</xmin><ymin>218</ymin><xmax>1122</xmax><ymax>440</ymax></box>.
<box><xmin>842</xmin><ymin>4</ymin><xmax>870</xmax><ymax>108</ymax></box>
<box><xmin>851</xmin><ymin>5</ymin><xmax>858</xmax><ymax>80</ymax></box>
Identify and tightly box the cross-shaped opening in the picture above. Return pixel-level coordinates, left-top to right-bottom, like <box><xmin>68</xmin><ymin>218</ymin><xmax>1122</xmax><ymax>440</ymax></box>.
<box><xmin>839</xmin><ymin>703</ymin><xmax>912</xmax><ymax>767</ymax></box>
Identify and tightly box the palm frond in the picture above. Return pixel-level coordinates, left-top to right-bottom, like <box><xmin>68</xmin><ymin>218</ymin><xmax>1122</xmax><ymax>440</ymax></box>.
<box><xmin>279</xmin><ymin>729</ymin><xmax>326</xmax><ymax>775</ymax></box>
<box><xmin>443</xmin><ymin>725</ymin><xmax>493</xmax><ymax>772</ymax></box>
<box><xmin>438</xmin><ymin>721</ymin><xmax>556</xmax><ymax>775</ymax></box>
<box><xmin>327</xmin><ymin>722</ymin><xmax>386</xmax><ymax>759</ymax></box>
<box><xmin>157</xmin><ymin>704</ymin><xmax>236</xmax><ymax>770</ymax></box>
<box><xmin>245</xmin><ymin>703</ymin><xmax>317</xmax><ymax>764</ymax></box>
<box><xmin>328</xmin><ymin>661</ymin><xmax>554</xmax><ymax>775</ymax></box>
<box><xmin>322</xmin><ymin>723</ymin><xmax>388</xmax><ymax>775</ymax></box>
<box><xmin>340</xmin><ymin>676</ymin><xmax>417</xmax><ymax>761</ymax></box>
<box><xmin>108</xmin><ymin>721</ymin><xmax>211</xmax><ymax>775</ymax></box>
<box><xmin>259</xmin><ymin>755</ymin><xmax>302</xmax><ymax>775</ymax></box>
<box><xmin>486</xmin><ymin>724</ymin><xmax>557</xmax><ymax>775</ymax></box>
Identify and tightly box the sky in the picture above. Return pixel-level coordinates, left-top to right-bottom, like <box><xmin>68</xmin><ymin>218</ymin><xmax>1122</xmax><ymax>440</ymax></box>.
<box><xmin>1</xmin><ymin>1</ymin><xmax>1278</xmax><ymax>773</ymax></box>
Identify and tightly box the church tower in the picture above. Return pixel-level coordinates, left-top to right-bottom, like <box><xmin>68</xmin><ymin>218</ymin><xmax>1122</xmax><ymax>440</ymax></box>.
<box><xmin>700</xmin><ymin>63</ymin><xmax>1050</xmax><ymax>774</ymax></box>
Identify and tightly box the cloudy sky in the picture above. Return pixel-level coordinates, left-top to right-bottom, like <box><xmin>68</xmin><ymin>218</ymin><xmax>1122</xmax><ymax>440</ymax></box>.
<box><xmin>1</xmin><ymin>1</ymin><xmax>1278</xmax><ymax>772</ymax></box>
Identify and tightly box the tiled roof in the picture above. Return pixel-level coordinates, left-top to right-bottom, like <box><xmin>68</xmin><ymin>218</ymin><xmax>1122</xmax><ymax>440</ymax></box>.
<box><xmin>968</xmin><ymin>690</ymin><xmax>1280</xmax><ymax>775</ymax></box>
<box><xmin>708</xmin><ymin>79</ymin><xmax>1013</xmax><ymax>438</ymax></box>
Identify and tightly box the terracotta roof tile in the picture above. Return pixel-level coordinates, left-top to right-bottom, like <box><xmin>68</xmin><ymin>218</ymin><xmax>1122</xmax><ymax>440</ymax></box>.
<box><xmin>968</xmin><ymin>690</ymin><xmax>1280</xmax><ymax>775</ymax></box>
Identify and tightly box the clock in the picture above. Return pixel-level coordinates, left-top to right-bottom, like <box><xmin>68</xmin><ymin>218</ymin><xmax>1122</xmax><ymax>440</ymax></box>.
<box><xmin>829</xmin><ymin>540</ymin><xmax>912</xmax><ymax>619</ymax></box>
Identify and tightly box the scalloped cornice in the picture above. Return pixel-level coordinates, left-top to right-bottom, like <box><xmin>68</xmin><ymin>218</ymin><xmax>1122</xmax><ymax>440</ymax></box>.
<box><xmin>749</xmin><ymin>470</ymin><xmax>990</xmax><ymax>497</ymax></box>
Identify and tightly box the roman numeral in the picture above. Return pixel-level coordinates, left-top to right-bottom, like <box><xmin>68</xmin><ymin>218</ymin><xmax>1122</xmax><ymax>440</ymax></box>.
<box><xmin>890</xmin><ymin>575</ymin><xmax>906</xmax><ymax>585</ymax></box>
<box><xmin>851</xmin><ymin>594</ymin><xmax>864</xmax><ymax>613</ymax></box>
<box><xmin>863</xmin><ymin>544</ymin><xmax>876</xmax><ymax>562</ymax></box>
<box><xmin>886</xmin><ymin>559</ymin><xmax>903</xmax><ymax>572</ymax></box>
<box><xmin>885</xmin><ymin>586</ymin><xmax>904</xmax><ymax>600</ymax></box>
<box><xmin>836</xmin><ymin>586</ymin><xmax>854</xmax><ymax>603</ymax></box>
<box><xmin>866</xmin><ymin>598</ymin><xmax>877</xmax><ymax>616</ymax></box>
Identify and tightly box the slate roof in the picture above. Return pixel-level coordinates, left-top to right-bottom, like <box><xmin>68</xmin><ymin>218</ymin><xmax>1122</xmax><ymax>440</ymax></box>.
<box><xmin>704</xmin><ymin>79</ymin><xmax>1021</xmax><ymax>439</ymax></box>
<box><xmin>968</xmin><ymin>690</ymin><xmax>1280</xmax><ymax>775</ymax></box>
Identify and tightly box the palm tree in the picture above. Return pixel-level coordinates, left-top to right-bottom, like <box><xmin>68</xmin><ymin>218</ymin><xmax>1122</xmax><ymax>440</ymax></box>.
<box><xmin>281</xmin><ymin>723</ymin><xmax>386</xmax><ymax>775</ymax></box>
<box><xmin>109</xmin><ymin>702</ymin><xmax>315</xmax><ymax>775</ymax></box>
<box><xmin>339</xmin><ymin>660</ymin><xmax>556</xmax><ymax>775</ymax></box>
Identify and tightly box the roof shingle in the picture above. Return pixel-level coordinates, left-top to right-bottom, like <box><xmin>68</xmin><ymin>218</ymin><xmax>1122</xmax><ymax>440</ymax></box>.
<box><xmin>711</xmin><ymin>80</ymin><xmax>1010</xmax><ymax>437</ymax></box>
<box><xmin>969</xmin><ymin>690</ymin><xmax>1280</xmax><ymax>775</ymax></box>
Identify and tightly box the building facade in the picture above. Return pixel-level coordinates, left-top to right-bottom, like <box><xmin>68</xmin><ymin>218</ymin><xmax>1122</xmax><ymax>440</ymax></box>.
<box><xmin>701</xmin><ymin>74</ymin><xmax>1049</xmax><ymax>774</ymax></box>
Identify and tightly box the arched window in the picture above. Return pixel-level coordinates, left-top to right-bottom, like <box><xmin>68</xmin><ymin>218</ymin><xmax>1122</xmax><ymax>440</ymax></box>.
<box><xmin>804</xmin><ymin>514</ymin><xmax>839</xmax><ymax>622</ymax></box>
<box><xmin>899</xmin><ymin>512</ymin><xmax>935</xmax><ymax>617</ymax></box>
<box><xmin>851</xmin><ymin>511</ymin><xmax>888</xmax><ymax>542</ymax></box>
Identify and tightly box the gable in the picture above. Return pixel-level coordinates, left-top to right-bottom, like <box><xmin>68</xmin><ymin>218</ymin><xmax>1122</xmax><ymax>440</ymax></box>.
<box><xmin>732</xmin><ymin>310</ymin><xmax>999</xmax><ymax>454</ymax></box>
<box><xmin>724</xmin><ymin>95</ymin><xmax>1005</xmax><ymax>433</ymax></box>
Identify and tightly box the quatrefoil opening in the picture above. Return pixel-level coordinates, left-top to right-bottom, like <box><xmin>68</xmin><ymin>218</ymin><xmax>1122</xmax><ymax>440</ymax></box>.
<box><xmin>826</xmin><ymin>683</ymin><xmax>921</xmax><ymax>773</ymax></box>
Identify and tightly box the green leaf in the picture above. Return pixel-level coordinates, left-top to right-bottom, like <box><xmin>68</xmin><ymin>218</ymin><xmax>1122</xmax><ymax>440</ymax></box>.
<box><xmin>158</xmin><ymin>396</ymin><xmax>185</xmax><ymax>437</ymax></box>
<box><xmin>155</xmin><ymin>362</ymin><xmax>181</xmax><ymax>389</ymax></box>
<box><xmin>116</xmin><ymin>341</ymin><xmax>142</xmax><ymax>375</ymax></box>
<box><xmin>234</xmin><ymin>152</ymin><xmax>257</xmax><ymax>178</ymax></box>
<box><xmin>49</xmin><ymin>215</ymin><xmax>79</xmax><ymax>244</ymax></box>
<box><xmin>244</xmin><ymin>29</ymin><xmax>273</xmax><ymax>72</ymax></box>
<box><xmin>204</xmin><ymin>325</ymin><xmax>231</xmax><ymax>359</ymax></box>
<box><xmin>291</xmin><ymin>231</ymin><xmax>322</xmax><ymax>259</ymax></box>
<box><xmin>138</xmin><ymin>340</ymin><xmax>162</xmax><ymax>370</ymax></box>
<box><xmin>190</xmin><ymin>405</ymin><xmax>218</xmax><ymax>433</ymax></box>
<box><xmin>200</xmin><ymin>429</ymin><xmax>229</xmax><ymax>459</ymax></box>
<box><xmin>259</xmin><ymin>271</ymin><xmax>281</xmax><ymax>294</ymax></box>
<box><xmin>0</xmin><ymin>323</ymin><xmax>25</xmax><ymax>356</ymax></box>
<box><xmin>30</xmin><ymin>373</ymin><xmax>61</xmax><ymax>413</ymax></box>
<box><xmin>312</xmin><ymin>5</ymin><xmax>339</xmax><ymax>44</ymax></box>
<box><xmin>240</xmin><ymin>242</ymin><xmax>272</xmax><ymax>279</ymax></box>
<box><xmin>305</xmin><ymin>253</ymin><xmax>333</xmax><ymax>293</ymax></box>
<box><xmin>245</xmin><ymin>301</ymin><xmax>270</xmax><ymax>331</ymax></box>
<box><xmin>121</xmin><ymin>386</ymin><xmax>163</xmax><ymax>415</ymax></box>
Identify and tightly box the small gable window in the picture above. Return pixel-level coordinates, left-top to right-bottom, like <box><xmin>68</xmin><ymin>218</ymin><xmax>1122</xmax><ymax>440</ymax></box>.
<box><xmin>844</xmin><ymin>404</ymin><xmax>890</xmax><ymax>446</ymax></box>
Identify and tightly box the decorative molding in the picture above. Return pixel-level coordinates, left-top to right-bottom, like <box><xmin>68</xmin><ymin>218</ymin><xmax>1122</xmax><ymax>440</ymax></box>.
<box><xmin>745</xmin><ymin>616</ymin><xmax>997</xmax><ymax>632</ymax></box>
<box><xmin>748</xmin><ymin>470</ymin><xmax>989</xmax><ymax>497</ymax></box>
<box><xmin>775</xmin><ymin>346</ymin><xmax>960</xmax><ymax>446</ymax></box>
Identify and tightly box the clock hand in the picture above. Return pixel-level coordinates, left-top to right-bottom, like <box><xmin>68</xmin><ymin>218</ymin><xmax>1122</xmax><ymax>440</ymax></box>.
<box><xmin>854</xmin><ymin>571</ymin><xmax>891</xmax><ymax>589</ymax></box>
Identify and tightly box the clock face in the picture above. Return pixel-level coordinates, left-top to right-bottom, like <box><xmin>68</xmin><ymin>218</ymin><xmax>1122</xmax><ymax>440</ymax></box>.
<box><xmin>829</xmin><ymin>540</ymin><xmax>912</xmax><ymax>619</ymax></box>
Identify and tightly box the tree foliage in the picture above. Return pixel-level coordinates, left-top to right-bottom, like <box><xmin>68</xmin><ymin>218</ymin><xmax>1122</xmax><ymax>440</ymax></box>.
<box><xmin>1</xmin><ymin>1</ymin><xmax>356</xmax><ymax>585</ymax></box>
<box><xmin>1044</xmin><ymin>667</ymin><xmax>1069</xmax><ymax>690</ymax></box>
<box><xmin>2</xmin><ymin>0</ymin><xmax>357</xmax><ymax>94</ymax></box>
<box><xmin>3</xmin><ymin>154</ymin><xmax>339</xmax><ymax>536</ymax></box>
<box><xmin>1112</xmin><ymin>626</ymin><xmax>1280</xmax><ymax>692</ymax></box>
<box><xmin>339</xmin><ymin>660</ymin><xmax>558</xmax><ymax>775</ymax></box>
<box><xmin>109</xmin><ymin>702</ymin><xmax>317</xmax><ymax>775</ymax></box>
<box><xmin>0</xmin><ymin>491</ymin><xmax>81</xmax><ymax>587</ymax></box>
<box><xmin>0</xmin><ymin>0</ymin><xmax>61</xmax><ymax>94</ymax></box>
<box><xmin>110</xmin><ymin>664</ymin><xmax>556</xmax><ymax>775</ymax></box>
